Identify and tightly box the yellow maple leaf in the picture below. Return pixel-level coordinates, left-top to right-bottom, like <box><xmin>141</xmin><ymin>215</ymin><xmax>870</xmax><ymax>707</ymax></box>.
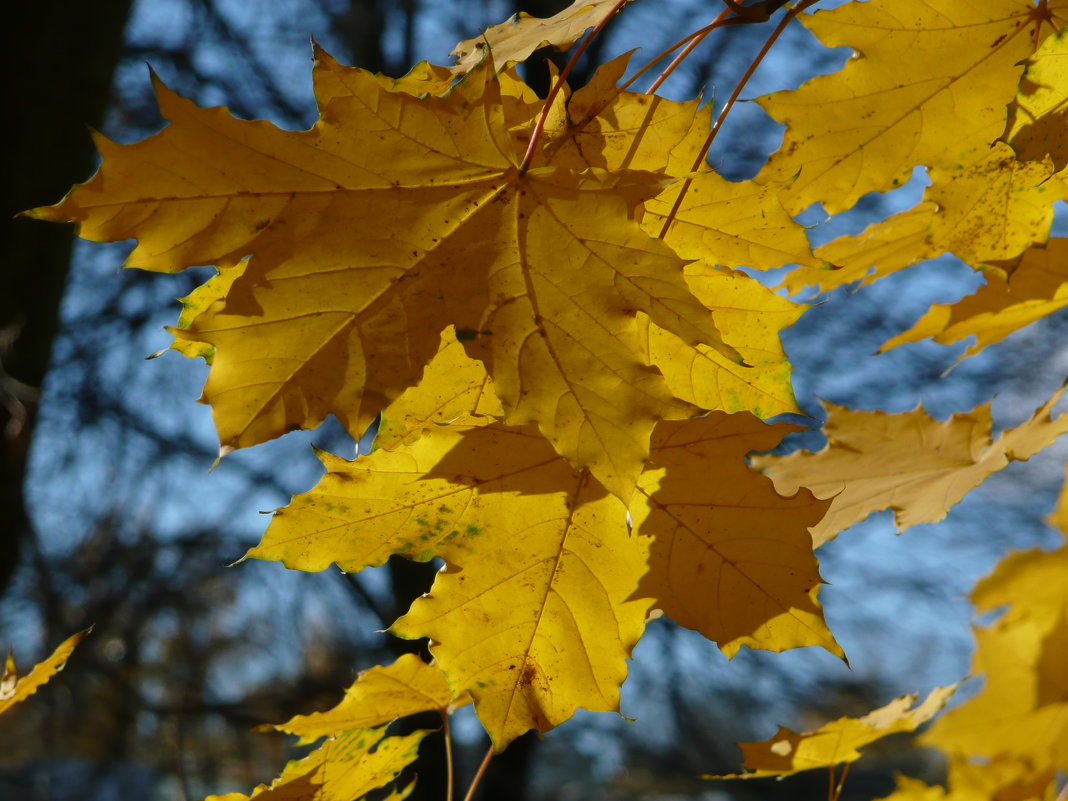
<box><xmin>384</xmin><ymin>423</ymin><xmax>649</xmax><ymax>750</ymax></box>
<box><xmin>0</xmin><ymin>629</ymin><xmax>88</xmax><ymax>717</ymax></box>
<box><xmin>249</xmin><ymin>417</ymin><xmax>649</xmax><ymax>749</ymax></box>
<box><xmin>450</xmin><ymin>0</ymin><xmax>633</xmax><ymax>74</ymax></box>
<box><xmin>639</xmin><ymin>263</ymin><xmax>802</xmax><ymax>419</ymax></box>
<box><xmin>918</xmin><ymin>474</ymin><xmax>1068</xmax><ymax>772</ymax></box>
<box><xmin>203</xmin><ymin>728</ymin><xmax>425</xmax><ymax>801</ymax></box>
<box><xmin>880</xmin><ymin>756</ymin><xmax>1057</xmax><ymax>801</ymax></box>
<box><xmin>756</xmin><ymin>384</ymin><xmax>1068</xmax><ymax>545</ymax></box>
<box><xmin>631</xmin><ymin>412</ymin><xmax>840</xmax><ymax>657</ymax></box>
<box><xmin>783</xmin><ymin>143</ymin><xmax>1062</xmax><ymax>295</ymax></box>
<box><xmin>31</xmin><ymin>53</ymin><xmax>735</xmax><ymax>501</ymax></box>
<box><xmin>921</xmin><ymin>604</ymin><xmax>1068</xmax><ymax>771</ymax></box>
<box><xmin>707</xmin><ymin>686</ymin><xmax>955</xmax><ymax>779</ymax></box>
<box><xmin>1005</xmin><ymin>29</ymin><xmax>1068</xmax><ymax>170</ymax></box>
<box><xmin>757</xmin><ymin>0</ymin><xmax>1068</xmax><ymax>215</ymax></box>
<box><xmin>252</xmin><ymin>407</ymin><xmax>843</xmax><ymax>745</ymax></box>
<box><xmin>881</xmin><ymin>239</ymin><xmax>1068</xmax><ymax>358</ymax></box>
<box><xmin>531</xmin><ymin>58</ymin><xmax>811</xmax><ymax>417</ymax></box>
<box><xmin>272</xmin><ymin>654</ymin><xmax>466</xmax><ymax>745</ymax></box>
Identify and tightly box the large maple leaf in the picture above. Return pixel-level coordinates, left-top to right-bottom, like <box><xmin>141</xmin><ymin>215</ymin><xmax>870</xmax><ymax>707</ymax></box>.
<box><xmin>631</xmin><ymin>412</ymin><xmax>840</xmax><ymax>657</ymax></box>
<box><xmin>757</xmin><ymin>0</ymin><xmax>1068</xmax><ymax>215</ymax></box>
<box><xmin>756</xmin><ymin>385</ymin><xmax>1068</xmax><ymax>545</ymax></box>
<box><xmin>249</xmin><ymin>416</ymin><xmax>652</xmax><ymax>749</ymax></box>
<box><xmin>922</xmin><ymin>483</ymin><xmax>1068</xmax><ymax>773</ymax></box>
<box><xmin>249</xmin><ymin>403</ymin><xmax>838</xmax><ymax>744</ymax></box>
<box><xmin>31</xmin><ymin>51</ymin><xmax>734</xmax><ymax>500</ymax></box>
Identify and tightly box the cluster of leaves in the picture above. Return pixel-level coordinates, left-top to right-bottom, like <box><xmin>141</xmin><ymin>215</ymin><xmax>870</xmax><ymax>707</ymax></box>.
<box><xmin>887</xmin><ymin>484</ymin><xmax>1068</xmax><ymax>800</ymax></box>
<box><xmin>23</xmin><ymin>0</ymin><xmax>1068</xmax><ymax>798</ymax></box>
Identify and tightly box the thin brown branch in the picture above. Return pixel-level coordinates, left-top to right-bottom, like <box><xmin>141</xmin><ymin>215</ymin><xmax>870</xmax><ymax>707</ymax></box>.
<box><xmin>442</xmin><ymin>710</ymin><xmax>455</xmax><ymax>801</ymax></box>
<box><xmin>461</xmin><ymin>744</ymin><xmax>495</xmax><ymax>801</ymax></box>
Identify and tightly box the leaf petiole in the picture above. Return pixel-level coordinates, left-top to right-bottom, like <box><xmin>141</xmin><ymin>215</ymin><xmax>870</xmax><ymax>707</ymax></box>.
<box><xmin>442</xmin><ymin>710</ymin><xmax>455</xmax><ymax>801</ymax></box>
<box><xmin>461</xmin><ymin>744</ymin><xmax>495</xmax><ymax>801</ymax></box>
<box><xmin>830</xmin><ymin>761</ymin><xmax>850</xmax><ymax>801</ymax></box>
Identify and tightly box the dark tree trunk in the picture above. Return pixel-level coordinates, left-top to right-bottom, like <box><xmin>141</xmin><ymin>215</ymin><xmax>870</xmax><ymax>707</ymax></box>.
<box><xmin>0</xmin><ymin>2</ymin><xmax>135</xmax><ymax>595</ymax></box>
<box><xmin>341</xmin><ymin>0</ymin><xmax>388</xmax><ymax>73</ymax></box>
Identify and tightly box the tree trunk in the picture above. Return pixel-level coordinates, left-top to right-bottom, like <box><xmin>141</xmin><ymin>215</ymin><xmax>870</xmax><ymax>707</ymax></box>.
<box><xmin>0</xmin><ymin>2</ymin><xmax>135</xmax><ymax>595</ymax></box>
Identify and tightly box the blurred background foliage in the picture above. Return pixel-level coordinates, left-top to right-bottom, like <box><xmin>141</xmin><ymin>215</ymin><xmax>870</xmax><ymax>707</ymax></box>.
<box><xmin>1</xmin><ymin>1</ymin><xmax>1066</xmax><ymax>800</ymax></box>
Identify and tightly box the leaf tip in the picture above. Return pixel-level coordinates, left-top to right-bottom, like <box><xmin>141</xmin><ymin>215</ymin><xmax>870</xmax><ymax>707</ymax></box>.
<box><xmin>227</xmin><ymin>551</ymin><xmax>250</xmax><ymax>568</ymax></box>
<box><xmin>210</xmin><ymin>445</ymin><xmax>234</xmax><ymax>472</ymax></box>
<box><xmin>147</xmin><ymin>67</ymin><xmax>191</xmax><ymax>121</ymax></box>
<box><xmin>311</xmin><ymin>39</ymin><xmax>337</xmax><ymax>68</ymax></box>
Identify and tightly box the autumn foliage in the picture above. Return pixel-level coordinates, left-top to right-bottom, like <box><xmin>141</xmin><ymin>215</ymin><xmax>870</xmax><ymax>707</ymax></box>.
<box><xmin>21</xmin><ymin>0</ymin><xmax>1068</xmax><ymax>798</ymax></box>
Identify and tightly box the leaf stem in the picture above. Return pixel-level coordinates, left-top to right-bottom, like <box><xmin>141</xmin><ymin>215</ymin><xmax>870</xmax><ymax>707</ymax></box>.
<box><xmin>442</xmin><ymin>710</ymin><xmax>455</xmax><ymax>801</ymax></box>
<box><xmin>831</xmin><ymin>761</ymin><xmax>851</xmax><ymax>801</ymax></box>
<box><xmin>518</xmin><ymin>0</ymin><xmax>630</xmax><ymax>173</ymax></box>
<box><xmin>461</xmin><ymin>743</ymin><xmax>495</xmax><ymax>801</ymax></box>
<box><xmin>656</xmin><ymin>0</ymin><xmax>817</xmax><ymax>240</ymax></box>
